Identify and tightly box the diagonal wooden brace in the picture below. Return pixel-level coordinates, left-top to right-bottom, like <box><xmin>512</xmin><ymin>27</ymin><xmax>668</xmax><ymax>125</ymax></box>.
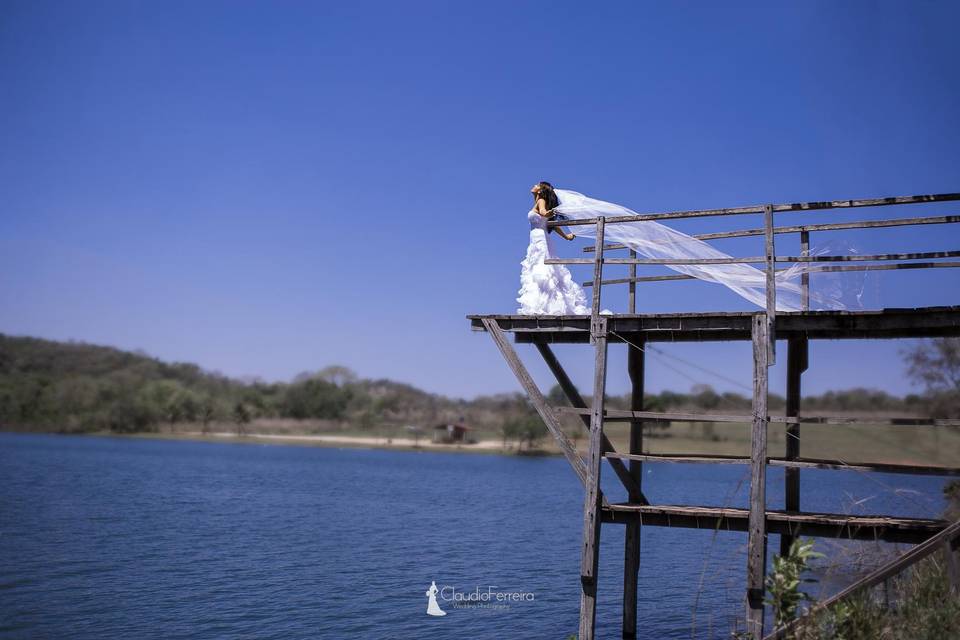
<box><xmin>481</xmin><ymin>318</ymin><xmax>589</xmax><ymax>484</ymax></box>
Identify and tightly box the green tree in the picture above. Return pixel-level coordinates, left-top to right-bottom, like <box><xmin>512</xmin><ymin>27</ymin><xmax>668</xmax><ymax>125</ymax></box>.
<box><xmin>765</xmin><ymin>538</ymin><xmax>823</xmax><ymax>632</ymax></box>
<box><xmin>232</xmin><ymin>402</ymin><xmax>251</xmax><ymax>436</ymax></box>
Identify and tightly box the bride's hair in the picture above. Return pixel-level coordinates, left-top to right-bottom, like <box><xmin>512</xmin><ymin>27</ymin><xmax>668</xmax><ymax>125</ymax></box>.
<box><xmin>535</xmin><ymin>181</ymin><xmax>560</xmax><ymax>211</ymax></box>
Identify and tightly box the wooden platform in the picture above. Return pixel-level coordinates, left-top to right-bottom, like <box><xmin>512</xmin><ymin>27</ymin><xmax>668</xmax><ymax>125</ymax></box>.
<box><xmin>602</xmin><ymin>503</ymin><xmax>947</xmax><ymax>545</ymax></box>
<box><xmin>473</xmin><ymin>191</ymin><xmax>960</xmax><ymax>639</ymax></box>
<box><xmin>469</xmin><ymin>305</ymin><xmax>960</xmax><ymax>343</ymax></box>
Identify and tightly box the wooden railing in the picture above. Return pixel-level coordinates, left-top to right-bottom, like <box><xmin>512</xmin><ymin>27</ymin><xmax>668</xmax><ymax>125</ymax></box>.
<box><xmin>545</xmin><ymin>191</ymin><xmax>960</xmax><ymax>364</ymax></box>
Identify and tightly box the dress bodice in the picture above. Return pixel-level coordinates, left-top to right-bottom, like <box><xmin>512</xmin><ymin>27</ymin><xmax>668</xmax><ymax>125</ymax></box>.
<box><xmin>528</xmin><ymin>209</ymin><xmax>547</xmax><ymax>230</ymax></box>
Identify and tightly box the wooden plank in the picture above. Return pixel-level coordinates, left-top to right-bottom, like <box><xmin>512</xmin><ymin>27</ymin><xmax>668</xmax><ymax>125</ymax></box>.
<box><xmin>568</xmin><ymin>406</ymin><xmax>960</xmax><ymax>428</ymax></box>
<box><xmin>549</xmin><ymin>192</ymin><xmax>960</xmax><ymax>227</ymax></box>
<box><xmin>602</xmin><ymin>503</ymin><xmax>948</xmax><ymax>545</ymax></box>
<box><xmin>590</xmin><ymin>217</ymin><xmax>605</xmax><ymax>321</ymax></box>
<box><xmin>579</xmin><ymin>316</ymin><xmax>609</xmax><ymax>640</ymax></box>
<box><xmin>699</xmin><ymin>213</ymin><xmax>960</xmax><ymax>241</ymax></box>
<box><xmin>764</xmin><ymin>204</ymin><xmax>776</xmax><ymax>364</ymax></box>
<box><xmin>584</xmin><ymin>214</ymin><xmax>960</xmax><ymax>250</ymax></box>
<box><xmin>551</xmin><ymin>249</ymin><xmax>960</xmax><ymax>267</ymax></box>
<box><xmin>534</xmin><ymin>342</ymin><xmax>648</xmax><ymax>502</ymax></box>
<box><xmin>781</xmin><ymin>337</ymin><xmax>807</xmax><ymax>557</ymax></box>
<box><xmin>607</xmin><ymin>452</ymin><xmax>750</xmax><ymax>464</ymax></box>
<box><xmin>555</xmin><ymin>406</ymin><xmax>755</xmax><ymax>423</ymax></box>
<box><xmin>480</xmin><ymin>318</ymin><xmax>588</xmax><ymax>485</ymax></box>
<box><xmin>800</xmin><ymin>231</ymin><xmax>810</xmax><ymax>311</ymax></box>
<box><xmin>764</xmin><ymin>519</ymin><xmax>960</xmax><ymax>640</ymax></box>
<box><xmin>469</xmin><ymin>306</ymin><xmax>960</xmax><ymax>343</ymax></box>
<box><xmin>584</xmin><ymin>261</ymin><xmax>960</xmax><ymax>287</ymax></box>
<box><xmin>770</xmin><ymin>415</ymin><xmax>960</xmax><ymax>427</ymax></box>
<box><xmin>622</xmin><ymin>341</ymin><xmax>644</xmax><ymax>639</ymax></box>
<box><xmin>769</xmin><ymin>457</ymin><xmax>960</xmax><ymax>477</ymax></box>
<box><xmin>604</xmin><ymin>451</ymin><xmax>960</xmax><ymax>477</ymax></box>
<box><xmin>747</xmin><ymin>314</ymin><xmax>770</xmax><ymax>639</ymax></box>
<box><xmin>548</xmin><ymin>256</ymin><xmax>767</xmax><ymax>265</ymax></box>
<box><xmin>778</xmin><ymin>249</ymin><xmax>960</xmax><ymax>262</ymax></box>
<box><xmin>944</xmin><ymin>539</ymin><xmax>960</xmax><ymax>595</ymax></box>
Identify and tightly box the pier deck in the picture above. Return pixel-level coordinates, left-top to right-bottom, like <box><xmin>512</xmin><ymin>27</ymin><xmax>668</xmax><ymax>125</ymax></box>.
<box><xmin>470</xmin><ymin>191</ymin><xmax>960</xmax><ymax>639</ymax></box>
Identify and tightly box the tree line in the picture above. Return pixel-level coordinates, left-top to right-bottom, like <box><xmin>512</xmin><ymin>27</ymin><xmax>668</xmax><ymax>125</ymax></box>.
<box><xmin>1</xmin><ymin>333</ymin><xmax>956</xmax><ymax>437</ymax></box>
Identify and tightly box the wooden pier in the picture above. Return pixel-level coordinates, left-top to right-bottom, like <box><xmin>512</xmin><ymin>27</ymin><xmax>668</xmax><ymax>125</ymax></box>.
<box><xmin>469</xmin><ymin>191</ymin><xmax>960</xmax><ymax>639</ymax></box>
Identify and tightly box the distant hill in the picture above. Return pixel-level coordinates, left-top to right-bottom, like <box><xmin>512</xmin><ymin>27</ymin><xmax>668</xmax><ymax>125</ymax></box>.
<box><xmin>0</xmin><ymin>333</ymin><xmax>934</xmax><ymax>435</ymax></box>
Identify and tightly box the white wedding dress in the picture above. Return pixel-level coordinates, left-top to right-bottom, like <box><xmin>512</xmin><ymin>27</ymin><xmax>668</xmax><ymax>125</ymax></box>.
<box><xmin>517</xmin><ymin>208</ymin><xmax>591</xmax><ymax>315</ymax></box>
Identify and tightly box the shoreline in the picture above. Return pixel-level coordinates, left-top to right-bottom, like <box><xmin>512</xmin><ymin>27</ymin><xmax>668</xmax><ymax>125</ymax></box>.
<box><xmin>3</xmin><ymin>429</ymin><xmax>555</xmax><ymax>458</ymax></box>
<box><xmin>3</xmin><ymin>428</ymin><xmax>956</xmax><ymax>470</ymax></box>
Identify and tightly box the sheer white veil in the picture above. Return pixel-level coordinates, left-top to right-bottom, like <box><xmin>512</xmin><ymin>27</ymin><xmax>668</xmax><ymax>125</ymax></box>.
<box><xmin>554</xmin><ymin>189</ymin><xmax>844</xmax><ymax>312</ymax></box>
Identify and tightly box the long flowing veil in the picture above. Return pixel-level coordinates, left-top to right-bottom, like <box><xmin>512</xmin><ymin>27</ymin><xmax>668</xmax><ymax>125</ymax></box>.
<box><xmin>554</xmin><ymin>189</ymin><xmax>844</xmax><ymax>312</ymax></box>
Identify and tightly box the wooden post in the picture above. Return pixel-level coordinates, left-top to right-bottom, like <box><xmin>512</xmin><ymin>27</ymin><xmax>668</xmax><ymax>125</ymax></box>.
<box><xmin>628</xmin><ymin>248</ymin><xmax>637</xmax><ymax>314</ymax></box>
<box><xmin>591</xmin><ymin>218</ymin><xmax>606</xmax><ymax>326</ymax></box>
<box><xmin>763</xmin><ymin>204</ymin><xmax>777</xmax><ymax>365</ymax></box>
<box><xmin>800</xmin><ymin>230</ymin><xmax>810</xmax><ymax>311</ymax></box>
<box><xmin>945</xmin><ymin>539</ymin><xmax>960</xmax><ymax>595</ymax></box>
<box><xmin>579</xmin><ymin>315</ymin><xmax>609</xmax><ymax>640</ymax></box>
<box><xmin>746</xmin><ymin>314</ymin><xmax>770</xmax><ymax>639</ymax></box>
<box><xmin>780</xmin><ymin>336</ymin><xmax>808</xmax><ymax>557</ymax></box>
<box><xmin>622</xmin><ymin>339</ymin><xmax>645</xmax><ymax>639</ymax></box>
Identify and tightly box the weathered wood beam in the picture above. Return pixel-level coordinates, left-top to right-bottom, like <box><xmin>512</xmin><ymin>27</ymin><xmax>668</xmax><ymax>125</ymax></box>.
<box><xmin>800</xmin><ymin>231</ymin><xmax>810</xmax><ymax>311</ymax></box>
<box><xmin>601</xmin><ymin>503</ymin><xmax>948</xmax><ymax>545</ymax></box>
<box><xmin>533</xmin><ymin>342</ymin><xmax>648</xmax><ymax>503</ymax></box>
<box><xmin>747</xmin><ymin>314</ymin><xmax>770</xmax><ymax>639</ymax></box>
<box><xmin>549</xmin><ymin>256</ymin><xmax>767</xmax><ymax>265</ymax></box>
<box><xmin>779</xmin><ymin>249</ymin><xmax>960</xmax><ymax>262</ymax></box>
<box><xmin>764</xmin><ymin>204</ymin><xmax>777</xmax><ymax>364</ymax></box>
<box><xmin>606</xmin><ymin>452</ymin><xmax>750</xmax><ymax>465</ymax></box>
<box><xmin>584</xmin><ymin>214</ymin><xmax>960</xmax><ymax>249</ymax></box>
<box><xmin>781</xmin><ymin>337</ymin><xmax>807</xmax><ymax>557</ymax></box>
<box><xmin>763</xmin><ymin>518</ymin><xmax>960</xmax><ymax>640</ymax></box>
<box><xmin>470</xmin><ymin>306</ymin><xmax>960</xmax><ymax>342</ymax></box>
<box><xmin>562</xmin><ymin>406</ymin><xmax>960</xmax><ymax>427</ymax></box>
<box><xmin>583</xmin><ymin>261</ymin><xmax>960</xmax><ymax>287</ymax></box>
<box><xmin>589</xmin><ymin>217</ymin><xmax>605</xmax><ymax>322</ymax></box>
<box><xmin>480</xmin><ymin>318</ymin><xmax>588</xmax><ymax>485</ymax></box>
<box><xmin>549</xmin><ymin>191</ymin><xmax>960</xmax><ymax>227</ymax></box>
<box><xmin>550</xmin><ymin>249</ymin><xmax>960</xmax><ymax>267</ymax></box>
<box><xmin>945</xmin><ymin>539</ymin><xmax>960</xmax><ymax>595</ymax></box>
<box><xmin>556</xmin><ymin>406</ymin><xmax>755</xmax><ymax>423</ymax></box>
<box><xmin>579</xmin><ymin>316</ymin><xmax>609</xmax><ymax>640</ymax></box>
<box><xmin>623</xmin><ymin>340</ymin><xmax>644</xmax><ymax>639</ymax></box>
<box><xmin>604</xmin><ymin>451</ymin><xmax>960</xmax><ymax>477</ymax></box>
<box><xmin>770</xmin><ymin>415</ymin><xmax>960</xmax><ymax>427</ymax></box>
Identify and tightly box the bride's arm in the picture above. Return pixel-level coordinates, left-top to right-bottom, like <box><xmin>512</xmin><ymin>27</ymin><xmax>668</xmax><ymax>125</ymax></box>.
<box><xmin>537</xmin><ymin>198</ymin><xmax>575</xmax><ymax>241</ymax></box>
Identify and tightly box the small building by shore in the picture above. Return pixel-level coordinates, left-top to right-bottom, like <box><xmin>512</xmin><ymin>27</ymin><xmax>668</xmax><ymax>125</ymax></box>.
<box><xmin>432</xmin><ymin>423</ymin><xmax>473</xmax><ymax>444</ymax></box>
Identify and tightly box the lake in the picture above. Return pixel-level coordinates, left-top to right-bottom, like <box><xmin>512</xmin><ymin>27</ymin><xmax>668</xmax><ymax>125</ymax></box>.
<box><xmin>0</xmin><ymin>433</ymin><xmax>951</xmax><ymax>639</ymax></box>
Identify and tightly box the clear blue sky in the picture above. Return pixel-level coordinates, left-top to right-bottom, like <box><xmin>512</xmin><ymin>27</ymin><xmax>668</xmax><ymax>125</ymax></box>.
<box><xmin>2</xmin><ymin>1</ymin><xmax>958</xmax><ymax>399</ymax></box>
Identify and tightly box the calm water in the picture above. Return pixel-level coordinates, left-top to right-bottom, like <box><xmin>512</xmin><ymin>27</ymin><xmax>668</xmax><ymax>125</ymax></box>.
<box><xmin>0</xmin><ymin>433</ymin><xmax>951</xmax><ymax>639</ymax></box>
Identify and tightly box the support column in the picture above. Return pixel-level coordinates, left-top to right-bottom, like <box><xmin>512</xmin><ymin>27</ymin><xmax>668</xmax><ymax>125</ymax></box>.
<box><xmin>746</xmin><ymin>314</ymin><xmax>770</xmax><ymax>639</ymax></box>
<box><xmin>579</xmin><ymin>316</ymin><xmax>609</xmax><ymax>640</ymax></box>
<box><xmin>622</xmin><ymin>340</ymin><xmax>645</xmax><ymax>639</ymax></box>
<box><xmin>780</xmin><ymin>336</ymin><xmax>808</xmax><ymax>557</ymax></box>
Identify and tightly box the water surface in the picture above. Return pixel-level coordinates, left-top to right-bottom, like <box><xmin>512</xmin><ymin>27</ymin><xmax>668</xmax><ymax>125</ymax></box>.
<box><xmin>0</xmin><ymin>433</ymin><xmax>949</xmax><ymax>639</ymax></box>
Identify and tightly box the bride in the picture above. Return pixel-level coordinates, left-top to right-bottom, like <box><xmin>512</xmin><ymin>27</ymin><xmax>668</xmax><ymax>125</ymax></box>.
<box><xmin>517</xmin><ymin>183</ymin><xmax>844</xmax><ymax>315</ymax></box>
<box><xmin>516</xmin><ymin>182</ymin><xmax>590</xmax><ymax>315</ymax></box>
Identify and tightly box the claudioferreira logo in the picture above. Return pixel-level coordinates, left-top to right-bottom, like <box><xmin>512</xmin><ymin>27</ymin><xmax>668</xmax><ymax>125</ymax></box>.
<box><xmin>425</xmin><ymin>580</ymin><xmax>536</xmax><ymax>615</ymax></box>
<box><xmin>425</xmin><ymin>581</ymin><xmax>447</xmax><ymax>616</ymax></box>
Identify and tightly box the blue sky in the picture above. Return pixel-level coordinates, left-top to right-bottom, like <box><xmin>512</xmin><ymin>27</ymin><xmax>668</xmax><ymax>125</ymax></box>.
<box><xmin>1</xmin><ymin>1</ymin><xmax>958</xmax><ymax>399</ymax></box>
